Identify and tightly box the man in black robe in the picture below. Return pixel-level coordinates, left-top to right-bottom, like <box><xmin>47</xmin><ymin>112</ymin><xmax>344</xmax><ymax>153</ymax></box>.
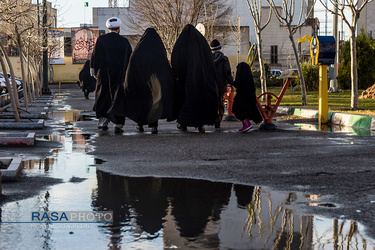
<box><xmin>111</xmin><ymin>28</ymin><xmax>176</xmax><ymax>134</ymax></box>
<box><xmin>90</xmin><ymin>17</ymin><xmax>132</xmax><ymax>133</ymax></box>
<box><xmin>171</xmin><ymin>24</ymin><xmax>218</xmax><ymax>133</ymax></box>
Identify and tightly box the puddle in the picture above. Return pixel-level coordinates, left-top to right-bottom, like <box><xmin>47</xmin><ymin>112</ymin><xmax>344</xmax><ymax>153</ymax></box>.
<box><xmin>1</xmin><ymin>110</ymin><xmax>374</xmax><ymax>249</ymax></box>
<box><xmin>49</xmin><ymin>109</ymin><xmax>86</xmax><ymax>123</ymax></box>
<box><xmin>291</xmin><ymin>122</ymin><xmax>375</xmax><ymax>136</ymax></box>
<box><xmin>1</xmin><ymin>168</ymin><xmax>374</xmax><ymax>249</ymax></box>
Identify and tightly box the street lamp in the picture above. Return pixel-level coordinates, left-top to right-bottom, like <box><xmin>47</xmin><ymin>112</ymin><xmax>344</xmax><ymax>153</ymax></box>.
<box><xmin>42</xmin><ymin>0</ymin><xmax>50</xmax><ymax>94</ymax></box>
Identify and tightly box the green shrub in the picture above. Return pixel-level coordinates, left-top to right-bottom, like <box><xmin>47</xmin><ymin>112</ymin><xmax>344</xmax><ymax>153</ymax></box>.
<box><xmin>337</xmin><ymin>28</ymin><xmax>375</xmax><ymax>90</ymax></box>
<box><xmin>294</xmin><ymin>62</ymin><xmax>319</xmax><ymax>91</ymax></box>
<box><xmin>252</xmin><ymin>68</ymin><xmax>284</xmax><ymax>89</ymax></box>
<box><xmin>252</xmin><ymin>69</ymin><xmax>261</xmax><ymax>88</ymax></box>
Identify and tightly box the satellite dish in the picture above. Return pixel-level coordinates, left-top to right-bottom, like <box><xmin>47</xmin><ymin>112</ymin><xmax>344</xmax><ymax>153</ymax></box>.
<box><xmin>195</xmin><ymin>23</ymin><xmax>205</xmax><ymax>36</ymax></box>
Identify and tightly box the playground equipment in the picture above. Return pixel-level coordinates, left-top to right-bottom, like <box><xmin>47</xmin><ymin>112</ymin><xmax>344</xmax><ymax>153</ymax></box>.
<box><xmin>255</xmin><ymin>76</ymin><xmax>297</xmax><ymax>130</ymax></box>
<box><xmin>299</xmin><ymin>35</ymin><xmax>336</xmax><ymax>125</ymax></box>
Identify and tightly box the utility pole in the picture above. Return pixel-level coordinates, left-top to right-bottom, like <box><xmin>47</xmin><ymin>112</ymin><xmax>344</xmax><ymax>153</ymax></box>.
<box><xmin>329</xmin><ymin>2</ymin><xmax>339</xmax><ymax>92</ymax></box>
<box><xmin>42</xmin><ymin>0</ymin><xmax>50</xmax><ymax>94</ymax></box>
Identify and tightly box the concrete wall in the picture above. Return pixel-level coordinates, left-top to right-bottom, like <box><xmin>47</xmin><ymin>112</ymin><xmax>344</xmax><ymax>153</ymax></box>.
<box><xmin>93</xmin><ymin>7</ymin><xmax>135</xmax><ymax>36</ymax></box>
<box><xmin>51</xmin><ymin>57</ymin><xmax>83</xmax><ymax>83</ymax></box>
<box><xmin>357</xmin><ymin>3</ymin><xmax>375</xmax><ymax>38</ymax></box>
<box><xmin>5</xmin><ymin>56</ymin><xmax>82</xmax><ymax>83</ymax></box>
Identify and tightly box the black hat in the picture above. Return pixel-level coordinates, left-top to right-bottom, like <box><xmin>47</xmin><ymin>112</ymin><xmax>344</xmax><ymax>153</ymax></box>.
<box><xmin>210</xmin><ymin>39</ymin><xmax>221</xmax><ymax>51</ymax></box>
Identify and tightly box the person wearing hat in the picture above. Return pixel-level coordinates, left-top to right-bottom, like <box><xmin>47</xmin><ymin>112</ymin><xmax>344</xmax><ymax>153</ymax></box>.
<box><xmin>210</xmin><ymin>39</ymin><xmax>233</xmax><ymax>128</ymax></box>
<box><xmin>90</xmin><ymin>17</ymin><xmax>132</xmax><ymax>134</ymax></box>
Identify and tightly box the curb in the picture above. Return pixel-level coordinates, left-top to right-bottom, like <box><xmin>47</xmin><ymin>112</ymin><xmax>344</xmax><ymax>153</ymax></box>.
<box><xmin>0</xmin><ymin>157</ymin><xmax>23</xmax><ymax>181</ymax></box>
<box><xmin>277</xmin><ymin>106</ymin><xmax>375</xmax><ymax>130</ymax></box>
<box><xmin>0</xmin><ymin>132</ymin><xmax>36</xmax><ymax>146</ymax></box>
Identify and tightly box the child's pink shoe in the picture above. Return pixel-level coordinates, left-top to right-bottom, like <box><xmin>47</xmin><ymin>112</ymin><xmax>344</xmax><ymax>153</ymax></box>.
<box><xmin>238</xmin><ymin>119</ymin><xmax>253</xmax><ymax>133</ymax></box>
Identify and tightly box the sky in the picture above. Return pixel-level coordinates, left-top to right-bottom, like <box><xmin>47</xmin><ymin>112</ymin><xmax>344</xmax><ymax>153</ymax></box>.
<box><xmin>47</xmin><ymin>0</ymin><xmax>130</xmax><ymax>28</ymax></box>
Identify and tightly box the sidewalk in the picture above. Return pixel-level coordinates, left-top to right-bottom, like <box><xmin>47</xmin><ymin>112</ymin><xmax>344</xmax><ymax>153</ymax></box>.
<box><xmin>278</xmin><ymin>106</ymin><xmax>375</xmax><ymax>130</ymax></box>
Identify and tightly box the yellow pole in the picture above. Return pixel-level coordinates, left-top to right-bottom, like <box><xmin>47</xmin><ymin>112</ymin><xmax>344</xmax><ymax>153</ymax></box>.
<box><xmin>319</xmin><ymin>65</ymin><xmax>329</xmax><ymax>125</ymax></box>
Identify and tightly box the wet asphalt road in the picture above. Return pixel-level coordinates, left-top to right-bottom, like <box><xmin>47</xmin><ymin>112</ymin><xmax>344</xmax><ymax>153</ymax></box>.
<box><xmin>2</xmin><ymin>83</ymin><xmax>375</xmax><ymax>240</ymax></box>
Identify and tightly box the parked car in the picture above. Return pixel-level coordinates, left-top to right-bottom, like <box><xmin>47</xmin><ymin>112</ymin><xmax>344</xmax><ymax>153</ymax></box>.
<box><xmin>0</xmin><ymin>75</ymin><xmax>6</xmax><ymax>94</ymax></box>
<box><xmin>0</xmin><ymin>73</ymin><xmax>23</xmax><ymax>94</ymax></box>
<box><xmin>269</xmin><ymin>69</ymin><xmax>283</xmax><ymax>77</ymax></box>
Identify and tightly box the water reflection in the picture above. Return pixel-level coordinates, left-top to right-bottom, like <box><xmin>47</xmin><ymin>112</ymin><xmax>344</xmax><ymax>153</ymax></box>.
<box><xmin>1</xmin><ymin>108</ymin><xmax>374</xmax><ymax>249</ymax></box>
<box><xmin>93</xmin><ymin>172</ymin><xmax>374</xmax><ymax>249</ymax></box>
<box><xmin>49</xmin><ymin>110</ymin><xmax>84</xmax><ymax>123</ymax></box>
<box><xmin>294</xmin><ymin>123</ymin><xmax>374</xmax><ymax>136</ymax></box>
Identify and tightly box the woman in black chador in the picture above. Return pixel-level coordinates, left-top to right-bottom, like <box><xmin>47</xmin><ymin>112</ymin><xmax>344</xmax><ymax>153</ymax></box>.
<box><xmin>79</xmin><ymin>60</ymin><xmax>96</xmax><ymax>99</ymax></box>
<box><xmin>109</xmin><ymin>28</ymin><xmax>176</xmax><ymax>134</ymax></box>
<box><xmin>171</xmin><ymin>24</ymin><xmax>218</xmax><ymax>133</ymax></box>
<box><xmin>232</xmin><ymin>62</ymin><xmax>262</xmax><ymax>132</ymax></box>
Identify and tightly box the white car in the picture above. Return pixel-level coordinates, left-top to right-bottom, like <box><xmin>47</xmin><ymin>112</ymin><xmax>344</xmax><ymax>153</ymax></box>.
<box><xmin>269</xmin><ymin>69</ymin><xmax>283</xmax><ymax>77</ymax></box>
<box><xmin>0</xmin><ymin>74</ymin><xmax>7</xmax><ymax>94</ymax></box>
<box><xmin>0</xmin><ymin>73</ymin><xmax>23</xmax><ymax>93</ymax></box>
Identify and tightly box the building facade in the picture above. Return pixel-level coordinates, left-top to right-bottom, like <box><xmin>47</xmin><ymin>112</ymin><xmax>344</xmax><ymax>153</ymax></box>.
<box><xmin>92</xmin><ymin>0</ymin><xmax>316</xmax><ymax>72</ymax></box>
<box><xmin>357</xmin><ymin>2</ymin><xmax>375</xmax><ymax>38</ymax></box>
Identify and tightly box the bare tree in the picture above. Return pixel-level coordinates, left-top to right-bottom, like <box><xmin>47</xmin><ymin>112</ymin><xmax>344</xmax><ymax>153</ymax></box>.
<box><xmin>202</xmin><ymin>5</ymin><xmax>219</xmax><ymax>44</ymax></box>
<box><xmin>228</xmin><ymin>15</ymin><xmax>245</xmax><ymax>65</ymax></box>
<box><xmin>266</xmin><ymin>0</ymin><xmax>316</xmax><ymax>106</ymax></box>
<box><xmin>0</xmin><ymin>0</ymin><xmax>47</xmax><ymax>115</ymax></box>
<box><xmin>319</xmin><ymin>0</ymin><xmax>373</xmax><ymax>110</ymax></box>
<box><xmin>1</xmin><ymin>0</ymin><xmax>37</xmax><ymax>108</ymax></box>
<box><xmin>128</xmin><ymin>0</ymin><xmax>232</xmax><ymax>57</ymax></box>
<box><xmin>0</xmin><ymin>45</ymin><xmax>21</xmax><ymax>121</ymax></box>
<box><xmin>246</xmin><ymin>0</ymin><xmax>272</xmax><ymax>101</ymax></box>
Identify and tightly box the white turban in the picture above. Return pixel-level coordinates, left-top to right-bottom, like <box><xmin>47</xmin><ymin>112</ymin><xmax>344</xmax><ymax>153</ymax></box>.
<box><xmin>106</xmin><ymin>17</ymin><xmax>121</xmax><ymax>29</ymax></box>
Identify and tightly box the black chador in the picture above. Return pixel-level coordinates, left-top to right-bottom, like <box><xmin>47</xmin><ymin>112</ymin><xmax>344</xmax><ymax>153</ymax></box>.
<box><xmin>232</xmin><ymin>62</ymin><xmax>262</xmax><ymax>123</ymax></box>
<box><xmin>171</xmin><ymin>24</ymin><xmax>218</xmax><ymax>132</ymax></box>
<box><xmin>110</xmin><ymin>28</ymin><xmax>176</xmax><ymax>133</ymax></box>
<box><xmin>90</xmin><ymin>30</ymin><xmax>132</xmax><ymax>126</ymax></box>
<box><xmin>79</xmin><ymin>60</ymin><xmax>96</xmax><ymax>99</ymax></box>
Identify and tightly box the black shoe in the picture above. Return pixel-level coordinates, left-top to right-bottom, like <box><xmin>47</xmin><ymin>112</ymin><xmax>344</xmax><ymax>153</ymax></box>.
<box><xmin>214</xmin><ymin>121</ymin><xmax>220</xmax><ymax>128</ymax></box>
<box><xmin>198</xmin><ymin>126</ymin><xmax>205</xmax><ymax>133</ymax></box>
<box><xmin>98</xmin><ymin>125</ymin><xmax>108</xmax><ymax>131</ymax></box>
<box><xmin>151</xmin><ymin>126</ymin><xmax>158</xmax><ymax>134</ymax></box>
<box><xmin>136</xmin><ymin>125</ymin><xmax>144</xmax><ymax>132</ymax></box>
<box><xmin>177</xmin><ymin>124</ymin><xmax>187</xmax><ymax>131</ymax></box>
<box><xmin>84</xmin><ymin>90</ymin><xmax>89</xmax><ymax>99</ymax></box>
<box><xmin>114</xmin><ymin>127</ymin><xmax>123</xmax><ymax>134</ymax></box>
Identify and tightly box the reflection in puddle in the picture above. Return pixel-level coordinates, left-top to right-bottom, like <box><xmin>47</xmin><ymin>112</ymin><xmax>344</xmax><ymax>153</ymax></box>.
<box><xmin>1</xmin><ymin>110</ymin><xmax>374</xmax><ymax>249</ymax></box>
<box><xmin>2</xmin><ymin>169</ymin><xmax>373</xmax><ymax>249</ymax></box>
<box><xmin>293</xmin><ymin>123</ymin><xmax>374</xmax><ymax>136</ymax></box>
<box><xmin>49</xmin><ymin>110</ymin><xmax>84</xmax><ymax>123</ymax></box>
<box><xmin>49</xmin><ymin>109</ymin><xmax>93</xmax><ymax>124</ymax></box>
<box><xmin>93</xmin><ymin>174</ymin><xmax>374</xmax><ymax>249</ymax></box>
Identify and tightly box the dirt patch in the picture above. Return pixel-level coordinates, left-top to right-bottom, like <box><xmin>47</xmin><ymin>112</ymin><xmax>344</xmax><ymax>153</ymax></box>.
<box><xmin>361</xmin><ymin>84</ymin><xmax>375</xmax><ymax>99</ymax></box>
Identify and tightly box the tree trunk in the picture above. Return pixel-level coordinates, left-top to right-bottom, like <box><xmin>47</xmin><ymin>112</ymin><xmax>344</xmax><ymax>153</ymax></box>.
<box><xmin>256</xmin><ymin>32</ymin><xmax>267</xmax><ymax>101</ymax></box>
<box><xmin>25</xmin><ymin>53</ymin><xmax>36</xmax><ymax>100</ymax></box>
<box><xmin>289</xmin><ymin>28</ymin><xmax>307</xmax><ymax>105</ymax></box>
<box><xmin>19</xmin><ymin>51</ymin><xmax>32</xmax><ymax>107</ymax></box>
<box><xmin>0</xmin><ymin>53</ymin><xmax>20</xmax><ymax>122</ymax></box>
<box><xmin>35</xmin><ymin>61</ymin><xmax>43</xmax><ymax>96</ymax></box>
<box><xmin>0</xmin><ymin>44</ymin><xmax>21</xmax><ymax>110</ymax></box>
<box><xmin>350</xmin><ymin>27</ymin><xmax>359</xmax><ymax>110</ymax></box>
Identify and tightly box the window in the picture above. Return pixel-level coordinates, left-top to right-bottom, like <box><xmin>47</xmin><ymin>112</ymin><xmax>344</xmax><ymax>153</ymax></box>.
<box><xmin>64</xmin><ymin>37</ymin><xmax>72</xmax><ymax>56</ymax></box>
<box><xmin>271</xmin><ymin>45</ymin><xmax>278</xmax><ymax>64</ymax></box>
